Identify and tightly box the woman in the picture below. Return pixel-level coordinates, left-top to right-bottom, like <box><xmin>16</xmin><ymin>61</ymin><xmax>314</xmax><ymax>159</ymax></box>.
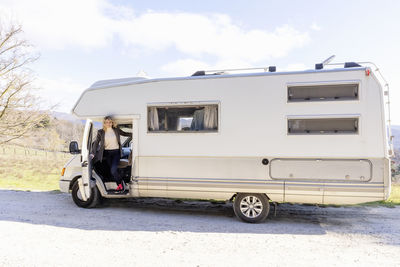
<box><xmin>91</xmin><ymin>116</ymin><xmax>131</xmax><ymax>192</ymax></box>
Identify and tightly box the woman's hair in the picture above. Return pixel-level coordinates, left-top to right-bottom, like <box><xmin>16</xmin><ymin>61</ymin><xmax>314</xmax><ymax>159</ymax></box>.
<box><xmin>102</xmin><ymin>116</ymin><xmax>117</xmax><ymax>130</ymax></box>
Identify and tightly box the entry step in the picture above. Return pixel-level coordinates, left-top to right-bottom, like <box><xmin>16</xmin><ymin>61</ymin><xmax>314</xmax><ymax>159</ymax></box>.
<box><xmin>107</xmin><ymin>189</ymin><xmax>129</xmax><ymax>195</ymax></box>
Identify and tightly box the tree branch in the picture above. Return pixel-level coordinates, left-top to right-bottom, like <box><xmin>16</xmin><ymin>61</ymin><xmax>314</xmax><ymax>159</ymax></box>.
<box><xmin>0</xmin><ymin>21</ymin><xmax>47</xmax><ymax>144</ymax></box>
<box><xmin>0</xmin><ymin>25</ymin><xmax>22</xmax><ymax>50</ymax></box>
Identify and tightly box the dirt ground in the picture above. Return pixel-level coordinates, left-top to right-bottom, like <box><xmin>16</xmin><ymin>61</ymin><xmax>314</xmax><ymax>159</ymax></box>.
<box><xmin>0</xmin><ymin>189</ymin><xmax>399</xmax><ymax>267</ymax></box>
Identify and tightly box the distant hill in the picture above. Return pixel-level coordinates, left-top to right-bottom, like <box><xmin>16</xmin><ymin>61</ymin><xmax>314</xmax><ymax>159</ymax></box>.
<box><xmin>52</xmin><ymin>111</ymin><xmax>84</xmax><ymax>124</ymax></box>
<box><xmin>52</xmin><ymin>111</ymin><xmax>101</xmax><ymax>129</ymax></box>
<box><xmin>391</xmin><ymin>125</ymin><xmax>400</xmax><ymax>151</ymax></box>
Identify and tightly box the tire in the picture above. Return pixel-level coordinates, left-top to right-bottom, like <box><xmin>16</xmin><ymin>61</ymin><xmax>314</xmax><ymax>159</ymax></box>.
<box><xmin>71</xmin><ymin>179</ymin><xmax>101</xmax><ymax>208</ymax></box>
<box><xmin>233</xmin><ymin>193</ymin><xmax>270</xmax><ymax>223</ymax></box>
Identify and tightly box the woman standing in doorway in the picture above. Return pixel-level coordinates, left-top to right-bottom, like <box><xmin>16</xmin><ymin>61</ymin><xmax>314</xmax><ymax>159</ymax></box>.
<box><xmin>91</xmin><ymin>116</ymin><xmax>131</xmax><ymax>192</ymax></box>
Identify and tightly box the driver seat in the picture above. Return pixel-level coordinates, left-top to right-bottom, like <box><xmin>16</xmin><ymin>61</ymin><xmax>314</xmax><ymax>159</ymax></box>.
<box><xmin>118</xmin><ymin>151</ymin><xmax>132</xmax><ymax>169</ymax></box>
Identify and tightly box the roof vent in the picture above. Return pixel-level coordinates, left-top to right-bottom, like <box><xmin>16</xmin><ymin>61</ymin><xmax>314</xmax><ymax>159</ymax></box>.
<box><xmin>344</xmin><ymin>62</ymin><xmax>361</xmax><ymax>68</ymax></box>
<box><xmin>192</xmin><ymin>70</ymin><xmax>205</xmax><ymax>76</ymax></box>
<box><xmin>315</xmin><ymin>63</ymin><xmax>324</xmax><ymax>70</ymax></box>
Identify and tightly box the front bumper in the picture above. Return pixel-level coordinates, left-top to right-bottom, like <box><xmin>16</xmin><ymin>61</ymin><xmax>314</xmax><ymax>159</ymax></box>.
<box><xmin>59</xmin><ymin>179</ymin><xmax>71</xmax><ymax>193</ymax></box>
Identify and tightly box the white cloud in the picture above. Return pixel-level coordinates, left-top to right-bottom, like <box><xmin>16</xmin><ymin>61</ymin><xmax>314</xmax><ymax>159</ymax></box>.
<box><xmin>282</xmin><ymin>63</ymin><xmax>308</xmax><ymax>71</ymax></box>
<box><xmin>0</xmin><ymin>0</ymin><xmax>310</xmax><ymax>61</ymax></box>
<box><xmin>116</xmin><ymin>13</ymin><xmax>310</xmax><ymax>63</ymax></box>
<box><xmin>161</xmin><ymin>59</ymin><xmax>211</xmax><ymax>76</ymax></box>
<box><xmin>34</xmin><ymin>77</ymin><xmax>86</xmax><ymax>112</ymax></box>
<box><xmin>0</xmin><ymin>0</ymin><xmax>115</xmax><ymax>49</ymax></box>
<box><xmin>161</xmin><ymin>58</ymin><xmax>262</xmax><ymax>76</ymax></box>
<box><xmin>311</xmin><ymin>22</ymin><xmax>322</xmax><ymax>31</ymax></box>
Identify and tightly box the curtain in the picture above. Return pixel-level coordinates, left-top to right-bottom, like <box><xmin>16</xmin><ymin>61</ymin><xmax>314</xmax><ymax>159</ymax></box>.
<box><xmin>149</xmin><ymin>107</ymin><xmax>159</xmax><ymax>131</ymax></box>
<box><xmin>204</xmin><ymin>106</ymin><xmax>218</xmax><ymax>130</ymax></box>
<box><xmin>190</xmin><ymin>109</ymin><xmax>204</xmax><ymax>130</ymax></box>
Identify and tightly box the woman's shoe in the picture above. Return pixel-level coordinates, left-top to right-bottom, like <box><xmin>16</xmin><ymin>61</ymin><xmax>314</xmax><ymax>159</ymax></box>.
<box><xmin>115</xmin><ymin>184</ymin><xmax>123</xmax><ymax>191</ymax></box>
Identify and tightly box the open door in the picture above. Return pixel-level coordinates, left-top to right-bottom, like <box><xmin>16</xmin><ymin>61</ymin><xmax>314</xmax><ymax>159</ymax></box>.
<box><xmin>80</xmin><ymin>119</ymin><xmax>94</xmax><ymax>201</ymax></box>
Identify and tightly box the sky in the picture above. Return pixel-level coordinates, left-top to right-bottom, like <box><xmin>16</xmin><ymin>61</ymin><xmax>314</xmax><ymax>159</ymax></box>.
<box><xmin>1</xmin><ymin>0</ymin><xmax>400</xmax><ymax>124</ymax></box>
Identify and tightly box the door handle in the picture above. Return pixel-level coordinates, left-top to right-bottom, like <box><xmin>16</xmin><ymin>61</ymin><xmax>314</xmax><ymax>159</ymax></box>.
<box><xmin>82</xmin><ymin>161</ymin><xmax>88</xmax><ymax>167</ymax></box>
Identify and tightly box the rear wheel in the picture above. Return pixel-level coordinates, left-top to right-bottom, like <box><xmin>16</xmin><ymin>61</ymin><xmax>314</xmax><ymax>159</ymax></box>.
<box><xmin>233</xmin><ymin>193</ymin><xmax>270</xmax><ymax>223</ymax></box>
<box><xmin>71</xmin><ymin>179</ymin><xmax>101</xmax><ymax>208</ymax></box>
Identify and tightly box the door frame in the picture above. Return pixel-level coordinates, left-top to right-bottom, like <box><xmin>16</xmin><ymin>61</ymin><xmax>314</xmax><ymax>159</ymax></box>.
<box><xmin>82</xmin><ymin>115</ymin><xmax>141</xmax><ymax>197</ymax></box>
<box><xmin>80</xmin><ymin>119</ymin><xmax>94</xmax><ymax>200</ymax></box>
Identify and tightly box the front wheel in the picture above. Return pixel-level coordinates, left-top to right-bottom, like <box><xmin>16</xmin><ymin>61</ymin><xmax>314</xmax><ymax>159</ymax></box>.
<box><xmin>233</xmin><ymin>193</ymin><xmax>270</xmax><ymax>223</ymax></box>
<box><xmin>71</xmin><ymin>179</ymin><xmax>101</xmax><ymax>208</ymax></box>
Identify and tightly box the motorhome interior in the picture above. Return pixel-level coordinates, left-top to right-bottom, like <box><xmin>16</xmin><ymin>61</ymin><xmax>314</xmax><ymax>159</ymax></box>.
<box><xmin>60</xmin><ymin>60</ymin><xmax>392</xmax><ymax>223</ymax></box>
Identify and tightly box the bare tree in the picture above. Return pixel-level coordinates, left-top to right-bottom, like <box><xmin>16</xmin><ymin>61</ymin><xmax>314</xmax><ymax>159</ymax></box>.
<box><xmin>0</xmin><ymin>22</ymin><xmax>48</xmax><ymax>144</ymax></box>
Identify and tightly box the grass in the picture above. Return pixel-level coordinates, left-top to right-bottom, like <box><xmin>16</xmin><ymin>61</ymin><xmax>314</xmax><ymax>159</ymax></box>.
<box><xmin>389</xmin><ymin>184</ymin><xmax>400</xmax><ymax>203</ymax></box>
<box><xmin>0</xmin><ymin>145</ymin><xmax>70</xmax><ymax>191</ymax></box>
<box><xmin>365</xmin><ymin>184</ymin><xmax>400</xmax><ymax>207</ymax></box>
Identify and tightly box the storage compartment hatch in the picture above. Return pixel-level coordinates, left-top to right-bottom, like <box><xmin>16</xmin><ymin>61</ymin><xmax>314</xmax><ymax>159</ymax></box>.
<box><xmin>269</xmin><ymin>159</ymin><xmax>372</xmax><ymax>181</ymax></box>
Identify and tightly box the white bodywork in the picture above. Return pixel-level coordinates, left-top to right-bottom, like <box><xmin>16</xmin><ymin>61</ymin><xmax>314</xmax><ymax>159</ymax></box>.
<box><xmin>60</xmin><ymin>67</ymin><xmax>391</xmax><ymax>205</ymax></box>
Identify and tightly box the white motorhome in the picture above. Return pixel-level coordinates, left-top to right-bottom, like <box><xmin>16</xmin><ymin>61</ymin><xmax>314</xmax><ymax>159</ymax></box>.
<box><xmin>60</xmin><ymin>60</ymin><xmax>393</xmax><ymax>223</ymax></box>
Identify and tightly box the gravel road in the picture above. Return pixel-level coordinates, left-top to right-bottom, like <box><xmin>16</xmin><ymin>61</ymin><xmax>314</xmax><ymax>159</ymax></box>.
<box><xmin>0</xmin><ymin>189</ymin><xmax>399</xmax><ymax>266</ymax></box>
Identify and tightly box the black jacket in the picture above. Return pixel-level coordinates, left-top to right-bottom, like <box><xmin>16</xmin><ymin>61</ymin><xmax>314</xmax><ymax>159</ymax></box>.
<box><xmin>91</xmin><ymin>127</ymin><xmax>131</xmax><ymax>162</ymax></box>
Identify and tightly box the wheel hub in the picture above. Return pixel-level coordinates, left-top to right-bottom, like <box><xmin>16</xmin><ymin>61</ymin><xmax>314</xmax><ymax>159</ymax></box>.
<box><xmin>239</xmin><ymin>196</ymin><xmax>263</xmax><ymax>218</ymax></box>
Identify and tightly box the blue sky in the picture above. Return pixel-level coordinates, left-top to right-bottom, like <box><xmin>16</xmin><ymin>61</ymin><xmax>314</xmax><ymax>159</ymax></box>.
<box><xmin>1</xmin><ymin>0</ymin><xmax>400</xmax><ymax>123</ymax></box>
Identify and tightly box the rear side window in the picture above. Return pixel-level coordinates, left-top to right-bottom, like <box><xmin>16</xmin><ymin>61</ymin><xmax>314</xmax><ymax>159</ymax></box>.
<box><xmin>288</xmin><ymin>84</ymin><xmax>359</xmax><ymax>102</ymax></box>
<box><xmin>148</xmin><ymin>104</ymin><xmax>218</xmax><ymax>133</ymax></box>
<box><xmin>288</xmin><ymin>118</ymin><xmax>359</xmax><ymax>135</ymax></box>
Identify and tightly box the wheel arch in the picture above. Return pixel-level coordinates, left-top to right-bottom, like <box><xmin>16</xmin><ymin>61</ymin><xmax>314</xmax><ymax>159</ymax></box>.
<box><xmin>69</xmin><ymin>174</ymin><xmax>106</xmax><ymax>196</ymax></box>
<box><xmin>229</xmin><ymin>192</ymin><xmax>271</xmax><ymax>202</ymax></box>
<box><xmin>69</xmin><ymin>175</ymin><xmax>81</xmax><ymax>191</ymax></box>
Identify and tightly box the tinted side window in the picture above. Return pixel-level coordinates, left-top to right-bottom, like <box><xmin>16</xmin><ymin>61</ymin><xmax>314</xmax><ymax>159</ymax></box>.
<box><xmin>288</xmin><ymin>118</ymin><xmax>359</xmax><ymax>134</ymax></box>
<box><xmin>148</xmin><ymin>104</ymin><xmax>218</xmax><ymax>132</ymax></box>
<box><xmin>288</xmin><ymin>84</ymin><xmax>359</xmax><ymax>102</ymax></box>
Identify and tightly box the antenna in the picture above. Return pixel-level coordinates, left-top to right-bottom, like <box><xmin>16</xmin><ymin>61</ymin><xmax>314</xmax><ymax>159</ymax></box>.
<box><xmin>322</xmin><ymin>55</ymin><xmax>336</xmax><ymax>65</ymax></box>
<box><xmin>315</xmin><ymin>55</ymin><xmax>336</xmax><ymax>70</ymax></box>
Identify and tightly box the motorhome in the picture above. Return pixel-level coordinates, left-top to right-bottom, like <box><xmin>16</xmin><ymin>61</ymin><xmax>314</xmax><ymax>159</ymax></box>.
<box><xmin>60</xmin><ymin>60</ymin><xmax>393</xmax><ymax>223</ymax></box>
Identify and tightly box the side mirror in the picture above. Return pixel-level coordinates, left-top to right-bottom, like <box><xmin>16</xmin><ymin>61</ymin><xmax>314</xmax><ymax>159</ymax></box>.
<box><xmin>69</xmin><ymin>141</ymin><xmax>81</xmax><ymax>154</ymax></box>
